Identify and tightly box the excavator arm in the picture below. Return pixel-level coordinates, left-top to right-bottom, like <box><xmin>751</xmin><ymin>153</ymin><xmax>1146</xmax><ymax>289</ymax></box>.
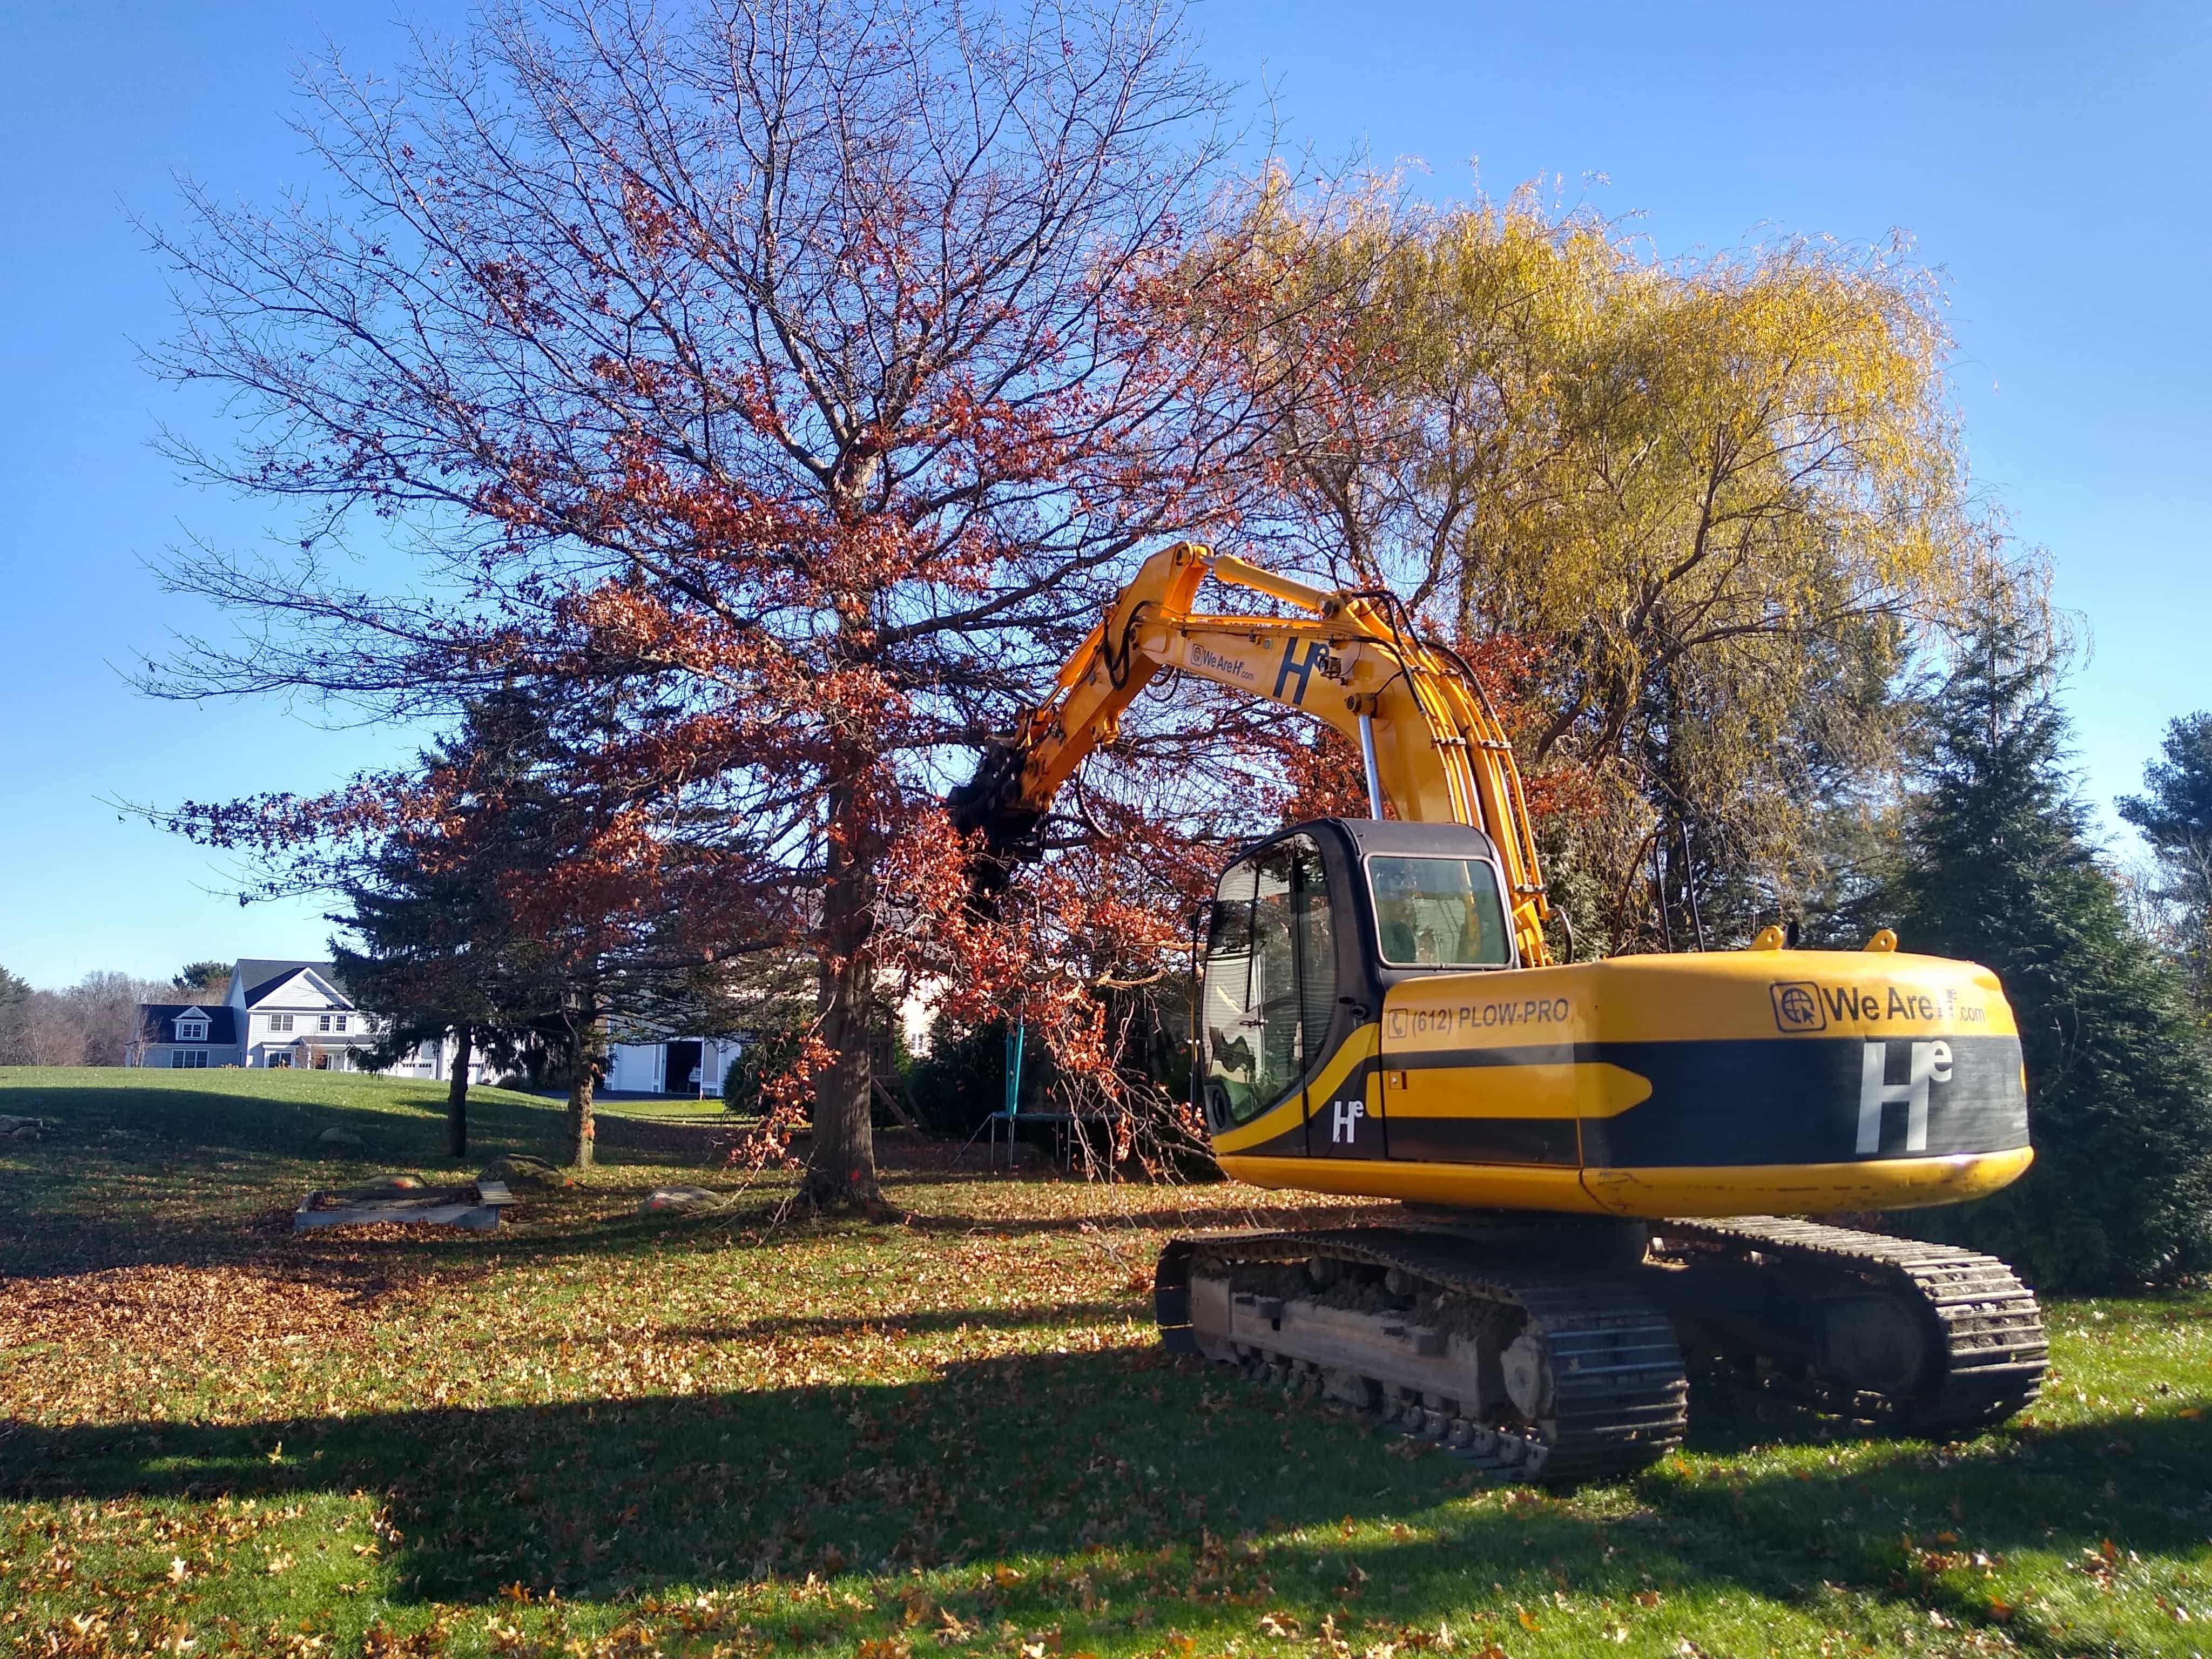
<box><xmin>948</xmin><ymin>541</ymin><xmax>1555</xmax><ymax>966</ymax></box>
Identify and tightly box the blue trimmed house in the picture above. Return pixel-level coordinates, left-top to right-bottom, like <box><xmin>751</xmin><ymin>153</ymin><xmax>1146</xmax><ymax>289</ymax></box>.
<box><xmin>130</xmin><ymin>959</ymin><xmax>485</xmax><ymax>1080</ymax></box>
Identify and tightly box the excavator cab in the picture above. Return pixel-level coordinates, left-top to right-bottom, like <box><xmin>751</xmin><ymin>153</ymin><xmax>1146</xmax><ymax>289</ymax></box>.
<box><xmin>1198</xmin><ymin>819</ymin><xmax>1516</xmax><ymax>1147</ymax></box>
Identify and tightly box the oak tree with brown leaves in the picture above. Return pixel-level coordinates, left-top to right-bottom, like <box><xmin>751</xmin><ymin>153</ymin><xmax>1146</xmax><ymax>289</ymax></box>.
<box><xmin>146</xmin><ymin>0</ymin><xmax>1284</xmax><ymax>1207</ymax></box>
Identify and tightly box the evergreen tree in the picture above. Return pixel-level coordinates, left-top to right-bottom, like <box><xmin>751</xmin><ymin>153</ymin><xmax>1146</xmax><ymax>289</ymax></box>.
<box><xmin>336</xmin><ymin>685</ymin><xmax>726</xmax><ymax>1167</ymax></box>
<box><xmin>331</xmin><ymin>690</ymin><xmax>571</xmax><ymax>1160</ymax></box>
<box><xmin>331</xmin><ymin>837</ymin><xmax>535</xmax><ymax>1162</ymax></box>
<box><xmin>1878</xmin><ymin>604</ymin><xmax>2212</xmax><ymax>1289</ymax></box>
<box><xmin>172</xmin><ymin>961</ymin><xmax>231</xmax><ymax>997</ymax></box>
<box><xmin>2119</xmin><ymin>711</ymin><xmax>2212</xmax><ymax>1015</ymax></box>
<box><xmin>0</xmin><ymin>965</ymin><xmax>29</xmax><ymax>1065</ymax></box>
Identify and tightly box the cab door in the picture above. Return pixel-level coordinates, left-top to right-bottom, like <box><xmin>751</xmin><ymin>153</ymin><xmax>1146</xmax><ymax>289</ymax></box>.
<box><xmin>1198</xmin><ymin>834</ymin><xmax>1344</xmax><ymax>1156</ymax></box>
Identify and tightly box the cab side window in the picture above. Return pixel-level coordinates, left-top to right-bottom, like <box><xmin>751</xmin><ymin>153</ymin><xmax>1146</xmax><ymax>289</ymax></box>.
<box><xmin>1369</xmin><ymin>854</ymin><xmax>1511</xmax><ymax>967</ymax></box>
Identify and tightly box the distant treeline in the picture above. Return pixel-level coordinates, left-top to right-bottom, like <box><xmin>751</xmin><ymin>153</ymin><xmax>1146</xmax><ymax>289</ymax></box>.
<box><xmin>0</xmin><ymin>962</ymin><xmax>227</xmax><ymax>1067</ymax></box>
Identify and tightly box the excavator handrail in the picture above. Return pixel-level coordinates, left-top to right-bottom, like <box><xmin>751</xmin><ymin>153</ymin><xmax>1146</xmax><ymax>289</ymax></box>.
<box><xmin>947</xmin><ymin>541</ymin><xmax>1555</xmax><ymax>966</ymax></box>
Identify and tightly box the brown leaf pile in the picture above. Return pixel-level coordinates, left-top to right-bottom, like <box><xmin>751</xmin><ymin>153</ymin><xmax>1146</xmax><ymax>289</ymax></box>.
<box><xmin>0</xmin><ymin>1265</ymin><xmax>364</xmax><ymax>1367</ymax></box>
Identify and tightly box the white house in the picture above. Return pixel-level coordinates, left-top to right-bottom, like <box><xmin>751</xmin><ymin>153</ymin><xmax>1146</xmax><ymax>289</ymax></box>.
<box><xmin>129</xmin><ymin>958</ymin><xmax>492</xmax><ymax>1082</ymax></box>
<box><xmin>131</xmin><ymin>957</ymin><xmax>739</xmax><ymax>1093</ymax></box>
<box><xmin>603</xmin><ymin>1035</ymin><xmax>744</xmax><ymax>1097</ymax></box>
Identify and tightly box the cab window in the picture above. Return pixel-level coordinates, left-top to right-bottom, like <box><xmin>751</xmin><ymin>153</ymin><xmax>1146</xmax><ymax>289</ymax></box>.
<box><xmin>1201</xmin><ymin>836</ymin><xmax>1335</xmax><ymax>1126</ymax></box>
<box><xmin>1368</xmin><ymin>854</ymin><xmax>1510</xmax><ymax>967</ymax></box>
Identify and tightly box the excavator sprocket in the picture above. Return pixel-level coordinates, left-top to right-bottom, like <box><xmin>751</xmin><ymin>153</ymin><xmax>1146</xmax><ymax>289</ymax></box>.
<box><xmin>1648</xmin><ymin>1216</ymin><xmax>2048</xmax><ymax>1435</ymax></box>
<box><xmin>1156</xmin><ymin>1228</ymin><xmax>1689</xmax><ymax>1485</ymax></box>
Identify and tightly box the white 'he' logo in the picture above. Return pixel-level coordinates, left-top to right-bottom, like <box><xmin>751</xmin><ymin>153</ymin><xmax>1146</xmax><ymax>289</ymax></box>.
<box><xmin>1856</xmin><ymin>1039</ymin><xmax>1953</xmax><ymax>1155</ymax></box>
<box><xmin>1331</xmin><ymin>1098</ymin><xmax>1365</xmax><ymax>1144</ymax></box>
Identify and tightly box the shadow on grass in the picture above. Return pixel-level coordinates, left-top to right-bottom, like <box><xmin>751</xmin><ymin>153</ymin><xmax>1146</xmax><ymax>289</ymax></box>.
<box><xmin>6</xmin><ymin>1334</ymin><xmax>2207</xmax><ymax>1642</ymax></box>
<box><xmin>3</xmin><ymin>1347</ymin><xmax>1382</xmax><ymax>1603</ymax></box>
<box><xmin>1639</xmin><ymin>1408</ymin><xmax>2212</xmax><ymax>1656</ymax></box>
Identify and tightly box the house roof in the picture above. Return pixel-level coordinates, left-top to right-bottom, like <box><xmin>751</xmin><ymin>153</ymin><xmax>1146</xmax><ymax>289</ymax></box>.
<box><xmin>139</xmin><ymin>1004</ymin><xmax>240</xmax><ymax>1046</ymax></box>
<box><xmin>235</xmin><ymin>960</ymin><xmax>354</xmax><ymax>1008</ymax></box>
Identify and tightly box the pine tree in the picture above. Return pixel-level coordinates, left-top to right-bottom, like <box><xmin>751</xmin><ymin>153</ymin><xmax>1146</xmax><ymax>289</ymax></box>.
<box><xmin>331</xmin><ymin>691</ymin><xmax>568</xmax><ymax>1161</ymax></box>
<box><xmin>2119</xmin><ymin>711</ymin><xmax>2212</xmax><ymax>1015</ymax></box>
<box><xmin>0</xmin><ymin>965</ymin><xmax>29</xmax><ymax>1066</ymax></box>
<box><xmin>331</xmin><ymin>840</ymin><xmax>529</xmax><ymax>1162</ymax></box>
<box><xmin>1878</xmin><ymin>604</ymin><xmax>2212</xmax><ymax>1289</ymax></box>
<box><xmin>334</xmin><ymin>685</ymin><xmax>724</xmax><ymax>1167</ymax></box>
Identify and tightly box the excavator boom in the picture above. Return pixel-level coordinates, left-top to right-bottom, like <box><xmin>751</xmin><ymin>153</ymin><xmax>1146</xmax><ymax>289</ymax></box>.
<box><xmin>949</xmin><ymin>541</ymin><xmax>1554</xmax><ymax>963</ymax></box>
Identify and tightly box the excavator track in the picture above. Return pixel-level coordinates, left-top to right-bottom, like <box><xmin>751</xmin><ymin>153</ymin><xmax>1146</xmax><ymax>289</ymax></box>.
<box><xmin>1649</xmin><ymin>1216</ymin><xmax>2047</xmax><ymax>1435</ymax></box>
<box><xmin>1157</xmin><ymin>1228</ymin><xmax>1688</xmax><ymax>1485</ymax></box>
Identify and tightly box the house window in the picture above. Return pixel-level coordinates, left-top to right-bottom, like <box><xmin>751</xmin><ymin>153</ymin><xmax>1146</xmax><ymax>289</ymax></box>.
<box><xmin>269</xmin><ymin>1014</ymin><xmax>294</xmax><ymax>1033</ymax></box>
<box><xmin>176</xmin><ymin>1020</ymin><xmax>207</xmax><ymax>1042</ymax></box>
<box><xmin>320</xmin><ymin>1014</ymin><xmax>350</xmax><ymax>1033</ymax></box>
<box><xmin>169</xmin><ymin>1051</ymin><xmax>208</xmax><ymax>1069</ymax></box>
<box><xmin>268</xmin><ymin>1053</ymin><xmax>293</xmax><ymax>1068</ymax></box>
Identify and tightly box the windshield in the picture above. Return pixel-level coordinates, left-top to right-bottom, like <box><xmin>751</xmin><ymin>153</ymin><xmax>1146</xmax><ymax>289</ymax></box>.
<box><xmin>1368</xmin><ymin>854</ymin><xmax>1511</xmax><ymax>967</ymax></box>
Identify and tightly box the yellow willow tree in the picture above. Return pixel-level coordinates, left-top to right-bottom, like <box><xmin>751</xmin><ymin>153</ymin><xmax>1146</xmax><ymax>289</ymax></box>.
<box><xmin>1229</xmin><ymin>177</ymin><xmax>1993</xmax><ymax>950</ymax></box>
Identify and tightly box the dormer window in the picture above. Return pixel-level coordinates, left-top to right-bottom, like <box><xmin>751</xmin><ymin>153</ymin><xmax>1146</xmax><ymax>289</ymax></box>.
<box><xmin>176</xmin><ymin>1017</ymin><xmax>208</xmax><ymax>1042</ymax></box>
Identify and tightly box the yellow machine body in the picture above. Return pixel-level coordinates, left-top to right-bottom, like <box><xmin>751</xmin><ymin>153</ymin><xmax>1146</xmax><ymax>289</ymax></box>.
<box><xmin>1211</xmin><ymin>946</ymin><xmax>2032</xmax><ymax>1219</ymax></box>
<box><xmin>950</xmin><ymin>540</ymin><xmax>2036</xmax><ymax>1223</ymax></box>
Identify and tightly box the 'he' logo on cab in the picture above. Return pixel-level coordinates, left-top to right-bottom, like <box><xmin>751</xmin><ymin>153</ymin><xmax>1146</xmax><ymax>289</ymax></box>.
<box><xmin>1769</xmin><ymin>981</ymin><xmax>1826</xmax><ymax>1031</ymax></box>
<box><xmin>1331</xmin><ymin>1098</ymin><xmax>1365</xmax><ymax>1144</ymax></box>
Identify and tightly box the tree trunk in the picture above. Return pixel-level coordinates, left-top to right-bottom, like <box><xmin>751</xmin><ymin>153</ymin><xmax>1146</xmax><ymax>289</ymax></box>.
<box><xmin>447</xmin><ymin>1024</ymin><xmax>473</xmax><ymax>1161</ymax></box>
<box><xmin>803</xmin><ymin>781</ymin><xmax>881</xmax><ymax>1211</ymax></box>
<box><xmin>565</xmin><ymin>1017</ymin><xmax>597</xmax><ymax>1170</ymax></box>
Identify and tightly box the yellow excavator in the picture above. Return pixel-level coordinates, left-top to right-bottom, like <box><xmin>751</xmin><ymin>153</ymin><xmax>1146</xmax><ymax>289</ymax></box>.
<box><xmin>949</xmin><ymin>542</ymin><xmax>2046</xmax><ymax>1482</ymax></box>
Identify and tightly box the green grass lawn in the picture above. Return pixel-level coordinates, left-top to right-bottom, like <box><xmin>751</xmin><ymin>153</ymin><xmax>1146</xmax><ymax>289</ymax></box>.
<box><xmin>2</xmin><ymin>1068</ymin><xmax>2207</xmax><ymax>1659</ymax></box>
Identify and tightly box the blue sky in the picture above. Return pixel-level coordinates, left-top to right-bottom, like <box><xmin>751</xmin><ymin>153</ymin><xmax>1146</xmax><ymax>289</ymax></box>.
<box><xmin>2</xmin><ymin>1</ymin><xmax>2206</xmax><ymax>988</ymax></box>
